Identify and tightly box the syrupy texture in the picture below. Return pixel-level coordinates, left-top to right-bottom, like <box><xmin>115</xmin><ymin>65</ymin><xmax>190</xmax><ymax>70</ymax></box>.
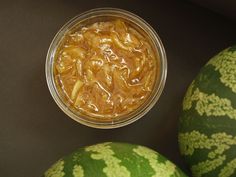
<box><xmin>54</xmin><ymin>19</ymin><xmax>158</xmax><ymax>119</ymax></box>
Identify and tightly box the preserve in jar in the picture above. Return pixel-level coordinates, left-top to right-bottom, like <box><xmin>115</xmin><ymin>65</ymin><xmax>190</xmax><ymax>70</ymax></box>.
<box><xmin>46</xmin><ymin>8</ymin><xmax>167</xmax><ymax>128</ymax></box>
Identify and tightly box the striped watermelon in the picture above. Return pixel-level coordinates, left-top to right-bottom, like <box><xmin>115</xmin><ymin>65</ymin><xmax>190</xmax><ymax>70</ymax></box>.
<box><xmin>178</xmin><ymin>46</ymin><xmax>236</xmax><ymax>177</ymax></box>
<box><xmin>44</xmin><ymin>142</ymin><xmax>187</xmax><ymax>177</ymax></box>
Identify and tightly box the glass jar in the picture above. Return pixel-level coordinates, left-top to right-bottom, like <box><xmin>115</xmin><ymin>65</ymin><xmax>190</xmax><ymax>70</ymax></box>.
<box><xmin>45</xmin><ymin>8</ymin><xmax>167</xmax><ymax>129</ymax></box>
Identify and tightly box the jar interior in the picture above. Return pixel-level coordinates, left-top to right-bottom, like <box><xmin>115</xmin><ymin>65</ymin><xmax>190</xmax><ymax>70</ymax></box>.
<box><xmin>48</xmin><ymin>11</ymin><xmax>164</xmax><ymax>127</ymax></box>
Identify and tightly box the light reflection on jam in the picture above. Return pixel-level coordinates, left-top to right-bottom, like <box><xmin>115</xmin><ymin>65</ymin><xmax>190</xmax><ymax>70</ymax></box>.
<box><xmin>54</xmin><ymin>19</ymin><xmax>158</xmax><ymax>118</ymax></box>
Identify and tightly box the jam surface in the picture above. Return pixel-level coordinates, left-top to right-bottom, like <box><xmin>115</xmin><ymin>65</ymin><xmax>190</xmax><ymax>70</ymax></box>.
<box><xmin>54</xmin><ymin>19</ymin><xmax>158</xmax><ymax>118</ymax></box>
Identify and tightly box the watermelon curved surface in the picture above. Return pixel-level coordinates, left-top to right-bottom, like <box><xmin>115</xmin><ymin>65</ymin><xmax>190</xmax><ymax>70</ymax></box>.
<box><xmin>178</xmin><ymin>46</ymin><xmax>236</xmax><ymax>177</ymax></box>
<box><xmin>44</xmin><ymin>142</ymin><xmax>187</xmax><ymax>177</ymax></box>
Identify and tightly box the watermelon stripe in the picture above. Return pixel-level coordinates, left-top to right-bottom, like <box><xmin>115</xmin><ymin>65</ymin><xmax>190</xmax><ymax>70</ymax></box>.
<box><xmin>45</xmin><ymin>159</ymin><xmax>65</xmax><ymax>177</ymax></box>
<box><xmin>178</xmin><ymin>131</ymin><xmax>211</xmax><ymax>156</ymax></box>
<box><xmin>207</xmin><ymin>49</ymin><xmax>236</xmax><ymax>93</ymax></box>
<box><xmin>72</xmin><ymin>148</ymin><xmax>107</xmax><ymax>177</ymax></box>
<box><xmin>109</xmin><ymin>143</ymin><xmax>155</xmax><ymax>177</ymax></box>
<box><xmin>73</xmin><ymin>165</ymin><xmax>84</xmax><ymax>177</ymax></box>
<box><xmin>219</xmin><ymin>158</ymin><xmax>236</xmax><ymax>177</ymax></box>
<box><xmin>133</xmin><ymin>146</ymin><xmax>176</xmax><ymax>177</ymax></box>
<box><xmin>195</xmin><ymin>65</ymin><xmax>236</xmax><ymax>109</ymax></box>
<box><xmin>191</xmin><ymin>155</ymin><xmax>225</xmax><ymax>177</ymax></box>
<box><xmin>85</xmin><ymin>142</ymin><xmax>131</xmax><ymax>177</ymax></box>
<box><xmin>183</xmin><ymin>83</ymin><xmax>236</xmax><ymax>120</ymax></box>
<box><xmin>182</xmin><ymin>81</ymin><xmax>195</xmax><ymax>111</ymax></box>
<box><xmin>179</xmin><ymin>131</ymin><xmax>236</xmax><ymax>156</ymax></box>
<box><xmin>180</xmin><ymin>111</ymin><xmax>236</xmax><ymax>135</ymax></box>
<box><xmin>179</xmin><ymin>130</ymin><xmax>236</xmax><ymax>177</ymax></box>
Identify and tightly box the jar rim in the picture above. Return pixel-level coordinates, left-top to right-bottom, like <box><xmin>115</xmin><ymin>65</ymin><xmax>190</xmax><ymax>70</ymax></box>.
<box><xmin>45</xmin><ymin>8</ymin><xmax>167</xmax><ymax>129</ymax></box>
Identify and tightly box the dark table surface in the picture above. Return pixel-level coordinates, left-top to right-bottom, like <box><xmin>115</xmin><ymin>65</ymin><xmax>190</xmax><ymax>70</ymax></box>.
<box><xmin>1</xmin><ymin>0</ymin><xmax>236</xmax><ymax>176</ymax></box>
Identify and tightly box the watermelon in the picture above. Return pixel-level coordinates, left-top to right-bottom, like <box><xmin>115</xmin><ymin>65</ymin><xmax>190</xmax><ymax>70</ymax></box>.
<box><xmin>44</xmin><ymin>142</ymin><xmax>187</xmax><ymax>177</ymax></box>
<box><xmin>178</xmin><ymin>46</ymin><xmax>236</xmax><ymax>177</ymax></box>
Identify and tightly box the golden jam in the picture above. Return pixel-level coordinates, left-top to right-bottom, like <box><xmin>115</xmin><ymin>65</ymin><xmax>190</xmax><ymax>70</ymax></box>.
<box><xmin>54</xmin><ymin>19</ymin><xmax>158</xmax><ymax>119</ymax></box>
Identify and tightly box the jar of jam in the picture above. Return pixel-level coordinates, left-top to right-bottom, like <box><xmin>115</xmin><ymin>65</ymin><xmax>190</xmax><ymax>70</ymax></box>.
<box><xmin>46</xmin><ymin>8</ymin><xmax>167</xmax><ymax>128</ymax></box>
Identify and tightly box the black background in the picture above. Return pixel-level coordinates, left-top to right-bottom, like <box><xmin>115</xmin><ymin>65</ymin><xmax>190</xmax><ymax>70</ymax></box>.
<box><xmin>0</xmin><ymin>0</ymin><xmax>236</xmax><ymax>176</ymax></box>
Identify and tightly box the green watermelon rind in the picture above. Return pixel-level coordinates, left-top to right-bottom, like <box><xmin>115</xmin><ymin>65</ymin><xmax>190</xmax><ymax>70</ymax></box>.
<box><xmin>44</xmin><ymin>142</ymin><xmax>187</xmax><ymax>177</ymax></box>
<box><xmin>178</xmin><ymin>46</ymin><xmax>236</xmax><ymax>177</ymax></box>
